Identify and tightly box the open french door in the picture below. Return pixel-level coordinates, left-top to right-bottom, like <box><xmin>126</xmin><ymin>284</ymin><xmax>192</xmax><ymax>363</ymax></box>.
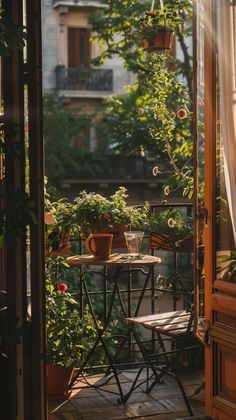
<box><xmin>194</xmin><ymin>1</ymin><xmax>236</xmax><ymax>418</ymax></box>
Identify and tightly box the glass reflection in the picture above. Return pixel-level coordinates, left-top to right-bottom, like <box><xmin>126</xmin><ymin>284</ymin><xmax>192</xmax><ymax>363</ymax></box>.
<box><xmin>215</xmin><ymin>0</ymin><xmax>236</xmax><ymax>283</ymax></box>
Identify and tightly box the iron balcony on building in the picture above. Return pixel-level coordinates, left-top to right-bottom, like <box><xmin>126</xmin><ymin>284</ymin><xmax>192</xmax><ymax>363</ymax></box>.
<box><xmin>53</xmin><ymin>0</ymin><xmax>104</xmax><ymax>8</ymax></box>
<box><xmin>55</xmin><ymin>65</ymin><xmax>113</xmax><ymax>92</ymax></box>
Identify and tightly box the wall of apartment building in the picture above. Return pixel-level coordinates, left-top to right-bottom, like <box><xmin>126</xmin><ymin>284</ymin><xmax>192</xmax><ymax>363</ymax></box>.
<box><xmin>42</xmin><ymin>0</ymin><xmax>134</xmax><ymax>93</ymax></box>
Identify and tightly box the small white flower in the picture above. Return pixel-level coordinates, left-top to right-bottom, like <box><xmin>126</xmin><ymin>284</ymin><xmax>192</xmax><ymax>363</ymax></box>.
<box><xmin>168</xmin><ymin>218</ymin><xmax>176</xmax><ymax>228</ymax></box>
<box><xmin>152</xmin><ymin>166</ymin><xmax>160</xmax><ymax>176</ymax></box>
<box><xmin>164</xmin><ymin>186</ymin><xmax>170</xmax><ymax>196</ymax></box>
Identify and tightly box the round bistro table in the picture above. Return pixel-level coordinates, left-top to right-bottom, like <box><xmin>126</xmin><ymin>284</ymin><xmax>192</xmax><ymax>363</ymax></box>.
<box><xmin>66</xmin><ymin>253</ymin><xmax>161</xmax><ymax>402</ymax></box>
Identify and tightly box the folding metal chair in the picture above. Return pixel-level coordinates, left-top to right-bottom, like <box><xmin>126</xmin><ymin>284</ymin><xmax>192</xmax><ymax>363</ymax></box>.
<box><xmin>122</xmin><ymin>306</ymin><xmax>200</xmax><ymax>417</ymax></box>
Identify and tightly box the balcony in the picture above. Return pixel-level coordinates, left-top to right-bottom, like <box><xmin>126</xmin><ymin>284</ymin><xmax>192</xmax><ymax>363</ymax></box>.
<box><xmin>53</xmin><ymin>0</ymin><xmax>104</xmax><ymax>8</ymax></box>
<box><xmin>59</xmin><ymin>155</ymin><xmax>173</xmax><ymax>198</ymax></box>
<box><xmin>46</xmin><ymin>203</ymin><xmax>205</xmax><ymax>418</ymax></box>
<box><xmin>55</xmin><ymin>65</ymin><xmax>113</xmax><ymax>93</ymax></box>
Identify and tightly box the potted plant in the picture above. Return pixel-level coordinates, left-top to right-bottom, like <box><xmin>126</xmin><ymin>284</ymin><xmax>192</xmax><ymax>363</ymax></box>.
<box><xmin>45</xmin><ymin>199</ymin><xmax>78</xmax><ymax>254</ymax></box>
<box><xmin>139</xmin><ymin>0</ymin><xmax>181</xmax><ymax>52</ymax></box>
<box><xmin>147</xmin><ymin>207</ymin><xmax>193</xmax><ymax>251</ymax></box>
<box><xmin>72</xmin><ymin>187</ymin><xmax>148</xmax><ymax>248</ymax></box>
<box><xmin>46</xmin><ymin>275</ymin><xmax>97</xmax><ymax>400</ymax></box>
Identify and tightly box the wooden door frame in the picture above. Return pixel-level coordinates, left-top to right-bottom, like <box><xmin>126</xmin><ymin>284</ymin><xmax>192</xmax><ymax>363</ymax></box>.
<box><xmin>1</xmin><ymin>1</ymin><xmax>46</xmax><ymax>418</ymax></box>
<box><xmin>203</xmin><ymin>0</ymin><xmax>216</xmax><ymax>414</ymax></box>
<box><xmin>202</xmin><ymin>0</ymin><xmax>236</xmax><ymax>417</ymax></box>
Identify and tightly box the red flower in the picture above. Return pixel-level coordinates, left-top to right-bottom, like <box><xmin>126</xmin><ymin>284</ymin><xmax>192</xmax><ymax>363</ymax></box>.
<box><xmin>57</xmin><ymin>283</ymin><xmax>68</xmax><ymax>293</ymax></box>
<box><xmin>102</xmin><ymin>213</ymin><xmax>111</xmax><ymax>220</ymax></box>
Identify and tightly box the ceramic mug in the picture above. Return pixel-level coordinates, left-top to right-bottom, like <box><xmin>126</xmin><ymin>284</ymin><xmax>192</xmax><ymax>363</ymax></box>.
<box><xmin>86</xmin><ymin>233</ymin><xmax>113</xmax><ymax>260</ymax></box>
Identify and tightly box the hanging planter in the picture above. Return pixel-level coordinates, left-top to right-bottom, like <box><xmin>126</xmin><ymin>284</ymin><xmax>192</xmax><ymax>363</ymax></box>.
<box><xmin>140</xmin><ymin>0</ymin><xmax>180</xmax><ymax>53</ymax></box>
<box><xmin>142</xmin><ymin>21</ymin><xmax>174</xmax><ymax>52</ymax></box>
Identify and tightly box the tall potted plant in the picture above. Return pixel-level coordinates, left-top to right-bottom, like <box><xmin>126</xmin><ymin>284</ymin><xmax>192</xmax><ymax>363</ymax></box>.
<box><xmin>46</xmin><ymin>276</ymin><xmax>97</xmax><ymax>400</ymax></box>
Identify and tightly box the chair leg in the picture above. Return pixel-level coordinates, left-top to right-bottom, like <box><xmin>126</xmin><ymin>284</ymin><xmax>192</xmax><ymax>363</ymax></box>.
<box><xmin>118</xmin><ymin>365</ymin><xmax>148</xmax><ymax>404</ymax></box>
<box><xmin>125</xmin><ymin>324</ymin><xmax>194</xmax><ymax>417</ymax></box>
<box><xmin>165</xmin><ymin>371</ymin><xmax>194</xmax><ymax>417</ymax></box>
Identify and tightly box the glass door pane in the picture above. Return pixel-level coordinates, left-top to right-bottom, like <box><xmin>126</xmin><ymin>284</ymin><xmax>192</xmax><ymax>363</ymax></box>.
<box><xmin>194</xmin><ymin>0</ymin><xmax>206</xmax><ymax>343</ymax></box>
<box><xmin>215</xmin><ymin>0</ymin><xmax>236</xmax><ymax>284</ymax></box>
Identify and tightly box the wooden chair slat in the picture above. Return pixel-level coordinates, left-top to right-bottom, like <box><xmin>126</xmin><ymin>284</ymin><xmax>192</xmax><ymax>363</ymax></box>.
<box><xmin>126</xmin><ymin>310</ymin><xmax>189</xmax><ymax>325</ymax></box>
<box><xmin>142</xmin><ymin>320</ymin><xmax>190</xmax><ymax>330</ymax></box>
<box><xmin>141</xmin><ymin>314</ymin><xmax>191</xmax><ymax>327</ymax></box>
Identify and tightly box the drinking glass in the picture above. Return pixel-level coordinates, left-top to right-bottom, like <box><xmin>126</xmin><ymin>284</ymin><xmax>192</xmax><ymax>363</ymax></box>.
<box><xmin>124</xmin><ymin>231</ymin><xmax>144</xmax><ymax>257</ymax></box>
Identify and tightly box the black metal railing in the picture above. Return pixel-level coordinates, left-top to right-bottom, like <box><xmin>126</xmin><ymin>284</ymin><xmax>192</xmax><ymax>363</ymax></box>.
<box><xmin>92</xmin><ymin>155</ymin><xmax>170</xmax><ymax>180</ymax></box>
<box><xmin>61</xmin><ymin>154</ymin><xmax>172</xmax><ymax>181</ymax></box>
<box><xmin>53</xmin><ymin>0</ymin><xmax>96</xmax><ymax>4</ymax></box>
<box><xmin>55</xmin><ymin>65</ymin><xmax>113</xmax><ymax>91</ymax></box>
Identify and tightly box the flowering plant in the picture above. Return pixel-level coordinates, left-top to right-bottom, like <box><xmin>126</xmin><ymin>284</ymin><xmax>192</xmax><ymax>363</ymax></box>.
<box><xmin>46</xmin><ymin>276</ymin><xmax>97</xmax><ymax>367</ymax></box>
<box><xmin>72</xmin><ymin>187</ymin><xmax>148</xmax><ymax>235</ymax></box>
<box><xmin>45</xmin><ymin>184</ymin><xmax>79</xmax><ymax>251</ymax></box>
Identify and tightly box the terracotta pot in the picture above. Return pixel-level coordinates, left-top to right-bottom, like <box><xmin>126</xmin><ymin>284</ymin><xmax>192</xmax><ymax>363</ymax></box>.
<box><xmin>150</xmin><ymin>233</ymin><xmax>193</xmax><ymax>252</ymax></box>
<box><xmin>142</xmin><ymin>27</ymin><xmax>174</xmax><ymax>52</ymax></box>
<box><xmin>47</xmin><ymin>364</ymin><xmax>74</xmax><ymax>400</ymax></box>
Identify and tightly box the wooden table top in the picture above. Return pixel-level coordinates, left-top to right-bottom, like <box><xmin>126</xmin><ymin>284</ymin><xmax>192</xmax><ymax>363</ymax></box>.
<box><xmin>67</xmin><ymin>253</ymin><xmax>161</xmax><ymax>267</ymax></box>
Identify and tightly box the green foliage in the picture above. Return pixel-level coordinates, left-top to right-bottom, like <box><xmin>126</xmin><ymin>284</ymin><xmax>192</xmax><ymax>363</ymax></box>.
<box><xmin>44</xmin><ymin>93</ymin><xmax>94</xmax><ymax>186</ymax></box>
<box><xmin>0</xmin><ymin>8</ymin><xmax>26</xmax><ymax>56</ymax></box>
<box><xmin>98</xmin><ymin>84</ymin><xmax>167</xmax><ymax>156</ymax></box>
<box><xmin>88</xmin><ymin>0</ymin><xmax>193</xmax><ymax>81</ymax></box>
<box><xmin>88</xmin><ymin>0</ymin><xmax>147</xmax><ymax>74</ymax></box>
<box><xmin>46</xmin><ymin>272</ymin><xmax>98</xmax><ymax>367</ymax></box>
<box><xmin>47</xmin><ymin>199</ymin><xmax>77</xmax><ymax>233</ymax></box>
<box><xmin>148</xmin><ymin>54</ymin><xmax>193</xmax><ymax>197</ymax></box>
<box><xmin>99</xmin><ymin>53</ymin><xmax>193</xmax><ymax>197</ymax></box>
<box><xmin>139</xmin><ymin>1</ymin><xmax>184</xmax><ymax>34</ymax></box>
<box><xmin>148</xmin><ymin>207</ymin><xmax>193</xmax><ymax>238</ymax></box>
<box><xmin>0</xmin><ymin>12</ymin><xmax>28</xmax><ymax>247</ymax></box>
<box><xmin>88</xmin><ymin>0</ymin><xmax>194</xmax><ymax>198</ymax></box>
<box><xmin>217</xmin><ymin>251</ymin><xmax>236</xmax><ymax>283</ymax></box>
<box><xmin>72</xmin><ymin>186</ymin><xmax>148</xmax><ymax>234</ymax></box>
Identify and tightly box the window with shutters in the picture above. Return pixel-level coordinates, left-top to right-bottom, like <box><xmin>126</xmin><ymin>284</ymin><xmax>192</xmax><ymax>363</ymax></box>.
<box><xmin>68</xmin><ymin>28</ymin><xmax>90</xmax><ymax>67</ymax></box>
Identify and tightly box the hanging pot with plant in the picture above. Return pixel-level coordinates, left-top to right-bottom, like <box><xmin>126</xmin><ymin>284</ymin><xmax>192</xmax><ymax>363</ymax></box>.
<box><xmin>140</xmin><ymin>0</ymin><xmax>180</xmax><ymax>53</ymax></box>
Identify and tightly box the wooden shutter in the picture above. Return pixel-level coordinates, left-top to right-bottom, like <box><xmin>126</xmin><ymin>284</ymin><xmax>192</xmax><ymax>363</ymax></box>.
<box><xmin>68</xmin><ymin>28</ymin><xmax>90</xmax><ymax>67</ymax></box>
